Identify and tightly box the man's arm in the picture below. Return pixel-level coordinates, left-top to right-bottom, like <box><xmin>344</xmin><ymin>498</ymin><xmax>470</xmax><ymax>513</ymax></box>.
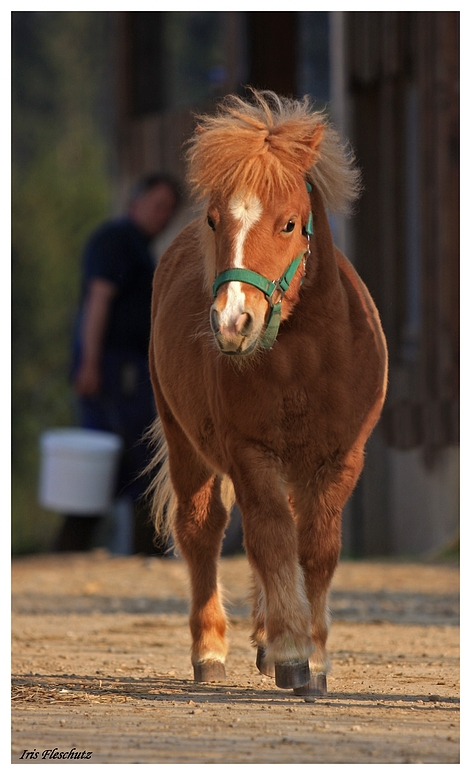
<box><xmin>74</xmin><ymin>278</ymin><xmax>118</xmax><ymax>397</ymax></box>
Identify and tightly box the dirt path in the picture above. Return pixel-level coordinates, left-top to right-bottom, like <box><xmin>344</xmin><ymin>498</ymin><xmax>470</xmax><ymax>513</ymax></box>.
<box><xmin>11</xmin><ymin>552</ymin><xmax>459</xmax><ymax>764</ymax></box>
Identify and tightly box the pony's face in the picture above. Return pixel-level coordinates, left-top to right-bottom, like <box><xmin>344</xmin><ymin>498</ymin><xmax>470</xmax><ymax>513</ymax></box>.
<box><xmin>208</xmin><ymin>184</ymin><xmax>311</xmax><ymax>356</ymax></box>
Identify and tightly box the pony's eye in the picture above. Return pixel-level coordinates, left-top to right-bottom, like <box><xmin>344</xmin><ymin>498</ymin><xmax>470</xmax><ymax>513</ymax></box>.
<box><xmin>282</xmin><ymin>220</ymin><xmax>296</xmax><ymax>233</ymax></box>
<box><xmin>207</xmin><ymin>215</ymin><xmax>216</xmax><ymax>231</ymax></box>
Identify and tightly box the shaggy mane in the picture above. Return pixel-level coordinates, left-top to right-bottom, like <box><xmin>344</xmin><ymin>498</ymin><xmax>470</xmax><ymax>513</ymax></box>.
<box><xmin>186</xmin><ymin>90</ymin><xmax>361</xmax><ymax>214</ymax></box>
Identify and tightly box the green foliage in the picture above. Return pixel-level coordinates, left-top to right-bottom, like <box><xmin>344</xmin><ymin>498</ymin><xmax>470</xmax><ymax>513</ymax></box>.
<box><xmin>12</xmin><ymin>12</ymin><xmax>115</xmax><ymax>553</ymax></box>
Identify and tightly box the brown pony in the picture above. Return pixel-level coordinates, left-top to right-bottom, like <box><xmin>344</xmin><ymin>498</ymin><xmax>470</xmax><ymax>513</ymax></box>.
<box><xmin>148</xmin><ymin>90</ymin><xmax>387</xmax><ymax>695</ymax></box>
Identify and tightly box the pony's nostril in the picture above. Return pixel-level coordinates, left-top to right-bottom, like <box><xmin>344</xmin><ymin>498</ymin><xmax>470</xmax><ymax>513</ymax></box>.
<box><xmin>210</xmin><ymin>308</ymin><xmax>220</xmax><ymax>335</ymax></box>
<box><xmin>236</xmin><ymin>312</ymin><xmax>253</xmax><ymax>337</ymax></box>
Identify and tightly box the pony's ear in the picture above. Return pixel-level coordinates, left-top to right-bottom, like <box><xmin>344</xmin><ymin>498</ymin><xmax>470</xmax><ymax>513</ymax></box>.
<box><xmin>301</xmin><ymin>123</ymin><xmax>324</xmax><ymax>168</ymax></box>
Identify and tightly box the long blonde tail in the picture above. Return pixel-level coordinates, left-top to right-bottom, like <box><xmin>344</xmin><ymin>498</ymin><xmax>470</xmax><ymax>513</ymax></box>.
<box><xmin>144</xmin><ymin>415</ymin><xmax>176</xmax><ymax>543</ymax></box>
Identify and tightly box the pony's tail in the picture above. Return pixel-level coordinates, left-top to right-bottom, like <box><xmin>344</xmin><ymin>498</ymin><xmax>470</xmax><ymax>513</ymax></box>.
<box><xmin>144</xmin><ymin>415</ymin><xmax>176</xmax><ymax>544</ymax></box>
<box><xmin>220</xmin><ymin>475</ymin><xmax>237</xmax><ymax>519</ymax></box>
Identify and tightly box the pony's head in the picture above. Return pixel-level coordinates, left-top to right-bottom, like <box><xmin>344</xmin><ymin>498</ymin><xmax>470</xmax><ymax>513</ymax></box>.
<box><xmin>186</xmin><ymin>90</ymin><xmax>360</xmax><ymax>356</ymax></box>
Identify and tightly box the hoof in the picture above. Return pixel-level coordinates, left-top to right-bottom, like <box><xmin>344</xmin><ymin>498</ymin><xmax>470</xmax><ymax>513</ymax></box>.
<box><xmin>256</xmin><ymin>646</ymin><xmax>275</xmax><ymax>678</ymax></box>
<box><xmin>293</xmin><ymin>673</ymin><xmax>328</xmax><ymax>697</ymax></box>
<box><xmin>193</xmin><ymin>660</ymin><xmax>226</xmax><ymax>683</ymax></box>
<box><xmin>274</xmin><ymin>660</ymin><xmax>310</xmax><ymax>689</ymax></box>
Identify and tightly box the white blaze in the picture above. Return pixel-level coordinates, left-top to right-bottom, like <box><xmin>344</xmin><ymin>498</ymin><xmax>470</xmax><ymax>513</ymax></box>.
<box><xmin>230</xmin><ymin>192</ymin><xmax>263</xmax><ymax>268</ymax></box>
<box><xmin>219</xmin><ymin>193</ymin><xmax>263</xmax><ymax>325</ymax></box>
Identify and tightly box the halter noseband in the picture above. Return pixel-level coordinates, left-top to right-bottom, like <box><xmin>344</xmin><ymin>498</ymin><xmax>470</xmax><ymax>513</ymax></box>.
<box><xmin>212</xmin><ymin>183</ymin><xmax>314</xmax><ymax>350</ymax></box>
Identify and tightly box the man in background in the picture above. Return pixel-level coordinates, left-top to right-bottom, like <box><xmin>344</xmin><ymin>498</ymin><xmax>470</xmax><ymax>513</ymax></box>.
<box><xmin>54</xmin><ymin>173</ymin><xmax>180</xmax><ymax>554</ymax></box>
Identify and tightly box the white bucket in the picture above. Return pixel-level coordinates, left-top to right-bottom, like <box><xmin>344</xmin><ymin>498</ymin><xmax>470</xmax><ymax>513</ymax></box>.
<box><xmin>38</xmin><ymin>428</ymin><xmax>124</xmax><ymax>515</ymax></box>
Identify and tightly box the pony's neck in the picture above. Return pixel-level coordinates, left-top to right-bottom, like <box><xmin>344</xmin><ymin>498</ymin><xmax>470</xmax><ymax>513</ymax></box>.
<box><xmin>304</xmin><ymin>182</ymin><xmax>340</xmax><ymax>293</ymax></box>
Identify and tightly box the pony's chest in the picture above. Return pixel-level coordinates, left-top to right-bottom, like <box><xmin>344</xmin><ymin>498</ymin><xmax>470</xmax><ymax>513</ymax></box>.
<box><xmin>215</xmin><ymin>374</ymin><xmax>326</xmax><ymax>451</ymax></box>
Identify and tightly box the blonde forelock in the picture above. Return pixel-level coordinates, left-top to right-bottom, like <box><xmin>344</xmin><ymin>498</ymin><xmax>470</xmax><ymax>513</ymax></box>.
<box><xmin>186</xmin><ymin>90</ymin><xmax>361</xmax><ymax>213</ymax></box>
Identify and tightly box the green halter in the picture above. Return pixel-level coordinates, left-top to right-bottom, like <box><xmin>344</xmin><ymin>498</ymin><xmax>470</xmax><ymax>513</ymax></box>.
<box><xmin>212</xmin><ymin>186</ymin><xmax>314</xmax><ymax>350</ymax></box>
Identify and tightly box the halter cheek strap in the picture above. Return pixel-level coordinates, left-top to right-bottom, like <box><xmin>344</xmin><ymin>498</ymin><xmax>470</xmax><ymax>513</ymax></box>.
<box><xmin>212</xmin><ymin>183</ymin><xmax>314</xmax><ymax>350</ymax></box>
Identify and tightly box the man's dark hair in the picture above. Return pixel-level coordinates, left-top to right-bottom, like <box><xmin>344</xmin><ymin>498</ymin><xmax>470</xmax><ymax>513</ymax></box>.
<box><xmin>130</xmin><ymin>173</ymin><xmax>182</xmax><ymax>206</ymax></box>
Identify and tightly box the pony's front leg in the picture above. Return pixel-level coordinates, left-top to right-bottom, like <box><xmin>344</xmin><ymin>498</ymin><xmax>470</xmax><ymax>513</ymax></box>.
<box><xmin>290</xmin><ymin>471</ymin><xmax>354</xmax><ymax>696</ymax></box>
<box><xmin>295</xmin><ymin>505</ymin><xmax>341</xmax><ymax>697</ymax></box>
<box><xmin>171</xmin><ymin>464</ymin><xmax>229</xmax><ymax>682</ymax></box>
<box><xmin>231</xmin><ymin>457</ymin><xmax>313</xmax><ymax>689</ymax></box>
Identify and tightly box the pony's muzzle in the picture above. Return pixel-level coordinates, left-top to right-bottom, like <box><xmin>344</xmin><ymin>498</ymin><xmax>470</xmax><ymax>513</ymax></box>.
<box><xmin>215</xmin><ymin>310</ymin><xmax>253</xmax><ymax>338</ymax></box>
<box><xmin>210</xmin><ymin>304</ymin><xmax>255</xmax><ymax>354</ymax></box>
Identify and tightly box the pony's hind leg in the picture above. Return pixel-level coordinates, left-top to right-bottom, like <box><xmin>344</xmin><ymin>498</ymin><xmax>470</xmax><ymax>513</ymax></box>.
<box><xmin>250</xmin><ymin>572</ymin><xmax>275</xmax><ymax>678</ymax></box>
<box><xmin>166</xmin><ymin>431</ymin><xmax>230</xmax><ymax>682</ymax></box>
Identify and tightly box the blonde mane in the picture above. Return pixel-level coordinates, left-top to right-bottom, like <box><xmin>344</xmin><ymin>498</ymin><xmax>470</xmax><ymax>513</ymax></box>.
<box><xmin>186</xmin><ymin>90</ymin><xmax>361</xmax><ymax>214</ymax></box>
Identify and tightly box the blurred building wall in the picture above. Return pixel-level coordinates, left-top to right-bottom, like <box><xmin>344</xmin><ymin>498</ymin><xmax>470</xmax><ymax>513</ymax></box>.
<box><xmin>336</xmin><ymin>11</ymin><xmax>459</xmax><ymax>556</ymax></box>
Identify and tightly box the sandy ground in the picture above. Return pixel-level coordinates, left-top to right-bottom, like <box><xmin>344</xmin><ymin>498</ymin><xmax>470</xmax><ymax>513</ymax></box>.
<box><xmin>11</xmin><ymin>551</ymin><xmax>459</xmax><ymax>765</ymax></box>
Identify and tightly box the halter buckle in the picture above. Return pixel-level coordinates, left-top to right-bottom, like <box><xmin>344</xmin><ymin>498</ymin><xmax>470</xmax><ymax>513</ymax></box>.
<box><xmin>302</xmin><ymin>235</ymin><xmax>311</xmax><ymax>276</ymax></box>
<box><xmin>267</xmin><ymin>280</ymin><xmax>285</xmax><ymax>307</ymax></box>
